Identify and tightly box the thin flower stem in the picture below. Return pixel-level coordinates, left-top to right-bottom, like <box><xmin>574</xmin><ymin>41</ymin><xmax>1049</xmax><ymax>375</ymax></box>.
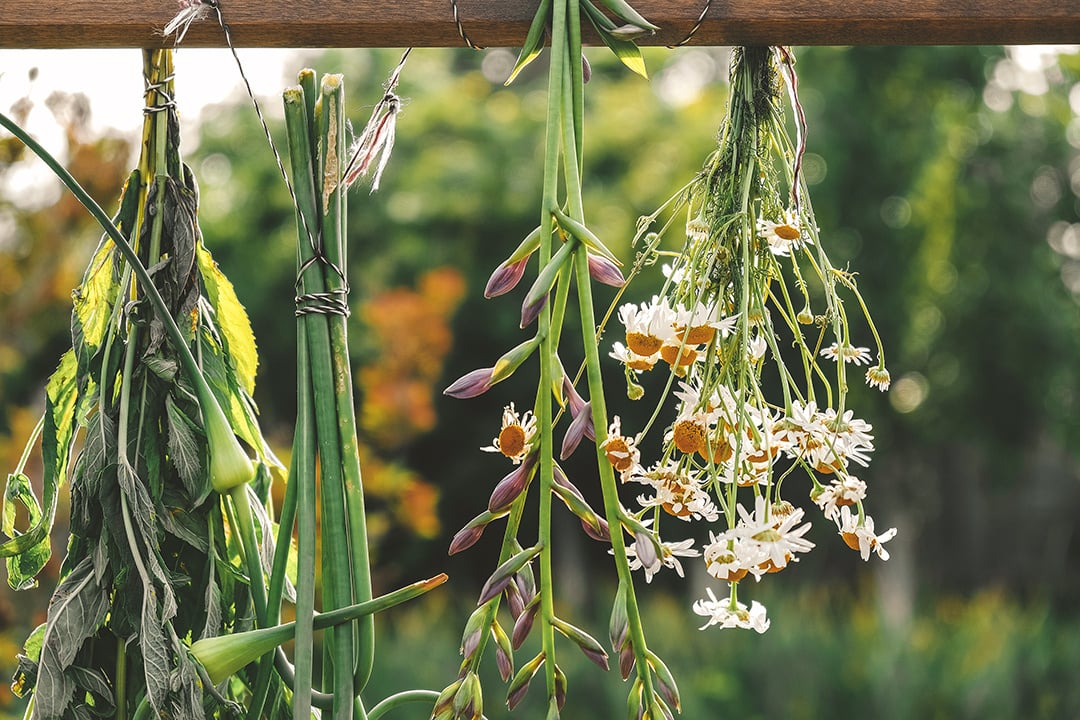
<box><xmin>536</xmin><ymin>0</ymin><xmax>570</xmax><ymax>701</ymax></box>
<box><xmin>573</xmin><ymin>246</ymin><xmax>656</xmax><ymax>702</ymax></box>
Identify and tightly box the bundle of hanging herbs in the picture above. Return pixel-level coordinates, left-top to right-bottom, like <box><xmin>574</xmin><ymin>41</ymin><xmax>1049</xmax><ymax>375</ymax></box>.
<box><xmin>0</xmin><ymin>48</ymin><xmax>444</xmax><ymax>720</ymax></box>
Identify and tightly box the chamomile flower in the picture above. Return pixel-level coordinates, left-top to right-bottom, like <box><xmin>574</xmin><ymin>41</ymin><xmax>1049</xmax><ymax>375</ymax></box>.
<box><xmin>630</xmin><ymin>461</ymin><xmax>719</xmax><ymax>522</ymax></box>
<box><xmin>692</xmin><ymin>587</ymin><xmax>770</xmax><ymax>633</ymax></box>
<box><xmin>610</xmin><ymin>341</ymin><xmax>658</xmax><ymax>372</ymax></box>
<box><xmin>756</xmin><ymin>210</ymin><xmax>812</xmax><ymax>257</ymax></box>
<box><xmin>836</xmin><ymin>506</ymin><xmax>897</xmax><ymax>561</ymax></box>
<box><xmin>734</xmin><ymin>496</ymin><xmax>815</xmax><ymax>575</ymax></box>
<box><xmin>820</xmin><ymin>342</ymin><xmax>873</xmax><ymax>366</ymax></box>
<box><xmin>865</xmin><ymin>365</ymin><xmax>892</xmax><ymax>391</ymax></box>
<box><xmin>602</xmin><ymin>416</ymin><xmax>641</xmax><ymax>479</ymax></box>
<box><xmin>811</xmin><ymin>475</ymin><xmax>868</xmax><ymax>521</ymax></box>
<box><xmin>481</xmin><ymin>403</ymin><xmax>537</xmax><ymax>464</ymax></box>
<box><xmin>625</xmin><ymin>536</ymin><xmax>699</xmax><ymax>583</ymax></box>
<box><xmin>618</xmin><ymin>297</ymin><xmax>676</xmax><ymax>358</ymax></box>
<box><xmin>673</xmin><ymin>301</ymin><xmax>739</xmax><ymax>345</ymax></box>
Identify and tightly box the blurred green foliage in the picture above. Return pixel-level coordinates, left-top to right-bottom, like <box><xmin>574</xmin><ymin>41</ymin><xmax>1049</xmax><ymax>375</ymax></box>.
<box><xmin>3</xmin><ymin>43</ymin><xmax>1080</xmax><ymax>718</ymax></box>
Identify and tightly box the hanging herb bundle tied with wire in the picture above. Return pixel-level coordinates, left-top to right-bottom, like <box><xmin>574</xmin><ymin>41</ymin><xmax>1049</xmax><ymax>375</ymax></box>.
<box><xmin>0</xmin><ymin>45</ymin><xmax>446</xmax><ymax>720</ymax></box>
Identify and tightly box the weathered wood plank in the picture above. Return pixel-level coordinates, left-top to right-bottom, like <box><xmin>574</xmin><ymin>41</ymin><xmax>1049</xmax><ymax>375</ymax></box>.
<box><xmin>0</xmin><ymin>0</ymin><xmax>1078</xmax><ymax>48</ymax></box>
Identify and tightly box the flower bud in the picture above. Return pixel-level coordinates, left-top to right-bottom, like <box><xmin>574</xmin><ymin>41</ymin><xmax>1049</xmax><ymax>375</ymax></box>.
<box><xmin>647</xmin><ymin>650</ymin><xmax>681</xmax><ymax>713</ymax></box>
<box><xmin>452</xmin><ymin>671</ymin><xmax>483</xmax><ymax>720</ymax></box>
<box><xmin>521</xmin><ymin>239</ymin><xmax>575</xmax><ymax>328</ymax></box>
<box><xmin>491</xmin><ymin>620</ymin><xmax>515</xmax><ymax>681</ymax></box>
<box><xmin>552</xmin><ymin>617</ymin><xmax>609</xmax><ymax>671</ymax></box>
<box><xmin>485</xmin><ymin>257</ymin><xmax>530</xmax><ymax>298</ymax></box>
<box><xmin>448</xmin><ymin>510</ymin><xmax>498</xmax><ymax>555</ymax></box>
<box><xmin>491</xmin><ymin>336</ymin><xmax>541</xmax><ymax>384</ymax></box>
<box><xmin>587</xmin><ymin>252</ymin><xmax>626</xmax><ymax>287</ymax></box>
<box><xmin>506</xmin><ymin>652</ymin><xmax>545</xmax><ymax>711</ymax></box>
<box><xmin>609</xmin><ymin>583</ymin><xmax>630</xmax><ymax>653</ymax></box>
<box><xmin>560</xmin><ymin>400</ymin><xmax>594</xmax><ymax>459</ymax></box>
<box><xmin>553</xmin><ymin>663</ymin><xmax>568</xmax><ymax>710</ymax></box>
<box><xmin>478</xmin><ymin>543</ymin><xmax>543</xmax><ymax>606</ymax></box>
<box><xmin>634</xmin><ymin>531</ymin><xmax>658</xmax><ymax>571</ymax></box>
<box><xmin>512</xmin><ymin>596</ymin><xmax>540</xmax><ymax>649</ymax></box>
<box><xmin>488</xmin><ymin>455</ymin><xmax>537</xmax><ymax>513</ymax></box>
<box><xmin>444</xmin><ymin>366</ymin><xmax>494</xmax><ymax>399</ymax></box>
<box><xmin>460</xmin><ymin>606</ymin><xmax>488</xmax><ymax>660</ymax></box>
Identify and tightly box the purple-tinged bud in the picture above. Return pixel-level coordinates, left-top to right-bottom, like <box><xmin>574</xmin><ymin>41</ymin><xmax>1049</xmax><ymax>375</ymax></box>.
<box><xmin>488</xmin><ymin>456</ymin><xmax>536</xmax><ymax>513</ymax></box>
<box><xmin>512</xmin><ymin>596</ymin><xmax>540</xmax><ymax>649</ymax></box>
<box><xmin>432</xmin><ymin>679</ymin><xmax>462</xmax><ymax>717</ymax></box>
<box><xmin>610</xmin><ymin>583</ymin><xmax>630</xmax><ymax>652</ymax></box>
<box><xmin>506</xmin><ymin>652</ymin><xmax>546</xmax><ymax>711</ymax></box>
<box><xmin>610</xmin><ymin>23</ymin><xmax>654</xmax><ymax>40</ymax></box>
<box><xmin>620</xmin><ymin>644</ymin><xmax>636</xmax><ymax>680</ymax></box>
<box><xmin>460</xmin><ymin>607</ymin><xmax>488</xmax><ymax>660</ymax></box>
<box><xmin>444</xmin><ymin>367</ymin><xmax>494</xmax><ymax>398</ymax></box>
<box><xmin>647</xmin><ymin>651</ymin><xmax>682</xmax><ymax>713</ymax></box>
<box><xmin>582</xmin><ymin>54</ymin><xmax>592</xmax><ymax>84</ymax></box>
<box><xmin>581</xmin><ymin>516</ymin><xmax>610</xmax><ymax>542</ymax></box>
<box><xmin>552</xmin><ymin>617</ymin><xmax>609</xmax><ymax>671</ymax></box>
<box><xmin>491</xmin><ymin>621</ymin><xmax>515</xmax><ymax>682</ymax></box>
<box><xmin>587</xmin><ymin>252</ymin><xmax>626</xmax><ymax>287</ymax></box>
<box><xmin>561</xmin><ymin>400</ymin><xmax>595</xmax><ymax>459</ymax></box>
<box><xmin>562</xmin><ymin>375</ymin><xmax>587</xmax><ymax>415</ymax></box>
<box><xmin>514</xmin><ymin>565</ymin><xmax>536</xmax><ymax>606</ymax></box>
<box><xmin>485</xmin><ymin>257</ymin><xmax>530</xmax><ymax>298</ymax></box>
<box><xmin>553</xmin><ymin>663</ymin><xmax>568</xmax><ymax>710</ymax></box>
<box><xmin>448</xmin><ymin>510</ymin><xmax>498</xmax><ymax>555</ymax></box>
<box><xmin>634</xmin><ymin>531</ymin><xmax>658</xmax><ymax>570</ymax></box>
<box><xmin>495</xmin><ymin>642</ymin><xmax>514</xmax><ymax>683</ymax></box>
<box><xmin>478</xmin><ymin>543</ymin><xmax>543</xmax><ymax>606</ymax></box>
<box><xmin>452</xmin><ymin>671</ymin><xmax>483</xmax><ymax>720</ymax></box>
<box><xmin>520</xmin><ymin>291</ymin><xmax>549</xmax><ymax>328</ymax></box>
<box><xmin>449</xmin><ymin>523</ymin><xmax>484</xmax><ymax>556</ymax></box>
<box><xmin>506</xmin><ymin>582</ymin><xmax>525</xmax><ymax>620</ymax></box>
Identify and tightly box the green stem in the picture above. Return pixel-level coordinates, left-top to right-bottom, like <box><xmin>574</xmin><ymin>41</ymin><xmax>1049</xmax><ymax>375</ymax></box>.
<box><xmin>367</xmin><ymin>690</ymin><xmax>440</xmax><ymax>720</ymax></box>
<box><xmin>573</xmin><ymin>247</ymin><xmax>655</xmax><ymax>701</ymax></box>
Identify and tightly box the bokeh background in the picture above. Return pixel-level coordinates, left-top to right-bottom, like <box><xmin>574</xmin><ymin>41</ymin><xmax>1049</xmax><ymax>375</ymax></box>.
<box><xmin>3</xmin><ymin>44</ymin><xmax>1080</xmax><ymax>718</ymax></box>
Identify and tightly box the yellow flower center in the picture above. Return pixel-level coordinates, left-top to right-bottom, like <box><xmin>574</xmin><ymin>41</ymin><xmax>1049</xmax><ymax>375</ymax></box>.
<box><xmin>659</xmin><ymin>343</ymin><xmax>698</xmax><ymax>367</ymax></box>
<box><xmin>672</xmin><ymin>419</ymin><xmax>707</xmax><ymax>454</ymax></box>
<box><xmin>604</xmin><ymin>438</ymin><xmax>634</xmax><ymax>472</ymax></box>
<box><xmin>626</xmin><ymin>332</ymin><xmax>663</xmax><ymax>357</ymax></box>
<box><xmin>774</xmin><ymin>223</ymin><xmax>801</xmax><ymax>241</ymax></box>
<box><xmin>498</xmin><ymin>424</ymin><xmax>527</xmax><ymax>458</ymax></box>
<box><xmin>676</xmin><ymin>324</ymin><xmax>715</xmax><ymax>346</ymax></box>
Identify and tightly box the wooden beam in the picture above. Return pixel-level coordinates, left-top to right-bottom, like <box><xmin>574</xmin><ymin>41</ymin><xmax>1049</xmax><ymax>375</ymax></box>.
<box><xmin>1</xmin><ymin>0</ymin><xmax>1078</xmax><ymax>49</ymax></box>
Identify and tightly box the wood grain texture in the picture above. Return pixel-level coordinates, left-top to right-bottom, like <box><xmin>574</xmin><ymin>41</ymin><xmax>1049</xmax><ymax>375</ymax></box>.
<box><xmin>0</xmin><ymin>0</ymin><xmax>1078</xmax><ymax>48</ymax></box>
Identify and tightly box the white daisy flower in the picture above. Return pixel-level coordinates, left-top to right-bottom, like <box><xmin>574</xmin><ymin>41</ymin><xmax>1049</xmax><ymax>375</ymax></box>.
<box><xmin>756</xmin><ymin>209</ymin><xmax>812</xmax><ymax>257</ymax></box>
<box><xmin>692</xmin><ymin>587</ymin><xmax>770</xmax><ymax>633</ymax></box>
<box><xmin>820</xmin><ymin>342</ymin><xmax>874</xmax><ymax>366</ymax></box>
<box><xmin>481</xmin><ymin>403</ymin><xmax>537</xmax><ymax>464</ymax></box>
<box><xmin>836</xmin><ymin>506</ymin><xmax>897</xmax><ymax>561</ymax></box>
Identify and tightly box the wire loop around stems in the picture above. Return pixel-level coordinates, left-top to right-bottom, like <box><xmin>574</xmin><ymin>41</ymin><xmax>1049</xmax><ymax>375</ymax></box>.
<box><xmin>667</xmin><ymin>0</ymin><xmax>711</xmax><ymax>48</ymax></box>
<box><xmin>450</xmin><ymin>0</ymin><xmax>485</xmax><ymax>50</ymax></box>
<box><xmin>142</xmin><ymin>74</ymin><xmax>176</xmax><ymax>113</ymax></box>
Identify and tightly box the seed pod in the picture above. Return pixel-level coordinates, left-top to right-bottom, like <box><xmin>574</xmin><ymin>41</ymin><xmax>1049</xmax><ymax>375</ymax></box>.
<box><xmin>646</xmin><ymin>650</ymin><xmax>681</xmax><ymax>713</ymax></box>
<box><xmin>552</xmin><ymin>616</ymin><xmax>609</xmax><ymax>671</ymax></box>
<box><xmin>512</xmin><ymin>595</ymin><xmax>540</xmax><ymax>649</ymax></box>
<box><xmin>491</xmin><ymin>620</ymin><xmax>514</xmax><ymax>681</ymax></box>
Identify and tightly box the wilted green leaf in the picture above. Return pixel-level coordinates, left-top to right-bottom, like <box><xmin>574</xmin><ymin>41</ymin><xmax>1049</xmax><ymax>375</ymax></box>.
<box><xmin>165</xmin><ymin>394</ymin><xmax>209</xmax><ymax>503</ymax></box>
<box><xmin>198</xmin><ymin>243</ymin><xmax>259</xmax><ymax>395</ymax></box>
<box><xmin>33</xmin><ymin>557</ymin><xmax>109</xmax><ymax>719</ymax></box>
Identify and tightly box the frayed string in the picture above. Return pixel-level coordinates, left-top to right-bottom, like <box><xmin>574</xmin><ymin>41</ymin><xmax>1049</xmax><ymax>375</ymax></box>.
<box><xmin>342</xmin><ymin>49</ymin><xmax>410</xmax><ymax>193</ymax></box>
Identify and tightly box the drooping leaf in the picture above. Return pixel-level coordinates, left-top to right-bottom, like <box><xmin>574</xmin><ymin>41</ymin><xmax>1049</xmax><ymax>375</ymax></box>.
<box><xmin>1</xmin><ymin>350</ymin><xmax>80</xmax><ymax>588</ymax></box>
<box><xmin>140</xmin><ymin>585</ymin><xmax>172</xmax><ymax>717</ymax></box>
<box><xmin>70</xmin><ymin>237</ymin><xmax>121</xmax><ymax>373</ymax></box>
<box><xmin>31</xmin><ymin>557</ymin><xmax>109</xmax><ymax>720</ymax></box>
<box><xmin>505</xmin><ymin>0</ymin><xmax>552</xmax><ymax>85</ymax></box>
<box><xmin>581</xmin><ymin>0</ymin><xmax>648</xmax><ymax>78</ymax></box>
<box><xmin>165</xmin><ymin>394</ymin><xmax>209</xmax><ymax>504</ymax></box>
<box><xmin>197</xmin><ymin>242</ymin><xmax>258</xmax><ymax>395</ymax></box>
